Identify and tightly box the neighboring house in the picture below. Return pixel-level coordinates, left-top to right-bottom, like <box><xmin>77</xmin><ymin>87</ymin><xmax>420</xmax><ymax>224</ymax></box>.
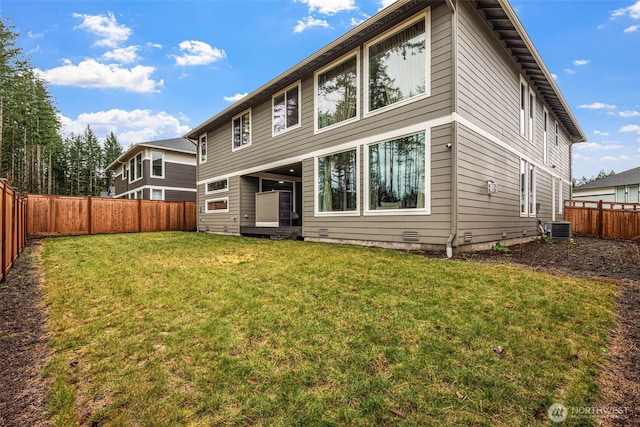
<box><xmin>573</xmin><ymin>166</ymin><xmax>640</xmax><ymax>203</ymax></box>
<box><xmin>185</xmin><ymin>0</ymin><xmax>585</xmax><ymax>255</ymax></box>
<box><xmin>107</xmin><ymin>138</ymin><xmax>197</xmax><ymax>201</ymax></box>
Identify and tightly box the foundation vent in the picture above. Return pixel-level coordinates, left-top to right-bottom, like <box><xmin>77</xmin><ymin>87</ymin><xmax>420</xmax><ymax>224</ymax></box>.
<box><xmin>318</xmin><ymin>228</ymin><xmax>329</xmax><ymax>237</ymax></box>
<box><xmin>402</xmin><ymin>230</ymin><xmax>419</xmax><ymax>242</ymax></box>
<box><xmin>223</xmin><ymin>225</ymin><xmax>228</xmax><ymax>232</ymax></box>
<box><xmin>463</xmin><ymin>232</ymin><xmax>473</xmax><ymax>243</ymax></box>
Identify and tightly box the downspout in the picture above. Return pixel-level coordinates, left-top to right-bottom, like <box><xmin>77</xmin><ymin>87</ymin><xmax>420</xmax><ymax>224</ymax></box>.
<box><xmin>446</xmin><ymin>0</ymin><xmax>458</xmax><ymax>258</ymax></box>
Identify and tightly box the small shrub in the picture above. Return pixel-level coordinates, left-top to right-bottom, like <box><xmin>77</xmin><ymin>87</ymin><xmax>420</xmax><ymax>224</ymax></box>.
<box><xmin>492</xmin><ymin>242</ymin><xmax>510</xmax><ymax>253</ymax></box>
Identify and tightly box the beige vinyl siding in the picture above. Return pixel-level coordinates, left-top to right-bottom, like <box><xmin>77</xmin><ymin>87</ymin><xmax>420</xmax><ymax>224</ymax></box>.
<box><xmin>456</xmin><ymin>0</ymin><xmax>572</xmax><ymax>180</ymax></box>
<box><xmin>303</xmin><ymin>124</ymin><xmax>452</xmax><ymax>247</ymax></box>
<box><xmin>197</xmin><ymin>176</ymin><xmax>240</xmax><ymax>234</ymax></box>
<box><xmin>239</xmin><ymin>176</ymin><xmax>260</xmax><ymax>227</ymax></box>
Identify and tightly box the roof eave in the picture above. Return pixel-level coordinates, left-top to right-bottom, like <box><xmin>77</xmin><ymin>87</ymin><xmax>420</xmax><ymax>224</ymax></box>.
<box><xmin>496</xmin><ymin>0</ymin><xmax>586</xmax><ymax>143</ymax></box>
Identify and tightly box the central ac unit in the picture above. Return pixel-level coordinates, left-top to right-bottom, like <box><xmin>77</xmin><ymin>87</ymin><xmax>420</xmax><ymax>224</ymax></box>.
<box><xmin>544</xmin><ymin>221</ymin><xmax>571</xmax><ymax>240</ymax></box>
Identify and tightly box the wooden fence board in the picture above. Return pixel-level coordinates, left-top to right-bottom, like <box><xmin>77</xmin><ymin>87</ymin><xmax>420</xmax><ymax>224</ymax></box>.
<box><xmin>26</xmin><ymin>194</ymin><xmax>196</xmax><ymax>235</ymax></box>
<box><xmin>564</xmin><ymin>200</ymin><xmax>640</xmax><ymax>240</ymax></box>
<box><xmin>0</xmin><ymin>180</ymin><xmax>27</xmax><ymax>282</ymax></box>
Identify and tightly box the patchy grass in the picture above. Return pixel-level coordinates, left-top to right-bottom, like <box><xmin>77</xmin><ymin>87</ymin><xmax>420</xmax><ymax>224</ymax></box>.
<box><xmin>41</xmin><ymin>232</ymin><xmax>615</xmax><ymax>426</ymax></box>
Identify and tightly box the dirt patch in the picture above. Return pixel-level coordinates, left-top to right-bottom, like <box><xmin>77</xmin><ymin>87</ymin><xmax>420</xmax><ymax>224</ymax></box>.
<box><xmin>0</xmin><ymin>240</ymin><xmax>50</xmax><ymax>427</ymax></box>
<box><xmin>458</xmin><ymin>236</ymin><xmax>640</xmax><ymax>425</ymax></box>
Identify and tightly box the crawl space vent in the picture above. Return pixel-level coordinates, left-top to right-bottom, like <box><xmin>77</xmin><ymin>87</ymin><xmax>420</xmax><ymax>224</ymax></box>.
<box><xmin>402</xmin><ymin>231</ymin><xmax>419</xmax><ymax>242</ymax></box>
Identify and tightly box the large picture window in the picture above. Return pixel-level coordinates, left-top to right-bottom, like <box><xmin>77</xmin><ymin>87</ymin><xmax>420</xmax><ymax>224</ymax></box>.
<box><xmin>316</xmin><ymin>53</ymin><xmax>358</xmax><ymax>131</ymax></box>
<box><xmin>368</xmin><ymin>132</ymin><xmax>426</xmax><ymax>212</ymax></box>
<box><xmin>367</xmin><ymin>14</ymin><xmax>428</xmax><ymax>113</ymax></box>
<box><xmin>232</xmin><ymin>110</ymin><xmax>251</xmax><ymax>150</ymax></box>
<box><xmin>273</xmin><ymin>82</ymin><xmax>300</xmax><ymax>135</ymax></box>
<box><xmin>316</xmin><ymin>149</ymin><xmax>358</xmax><ymax>214</ymax></box>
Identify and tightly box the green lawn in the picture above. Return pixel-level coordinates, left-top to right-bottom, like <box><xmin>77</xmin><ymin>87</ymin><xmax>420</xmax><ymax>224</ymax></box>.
<box><xmin>41</xmin><ymin>232</ymin><xmax>615</xmax><ymax>426</ymax></box>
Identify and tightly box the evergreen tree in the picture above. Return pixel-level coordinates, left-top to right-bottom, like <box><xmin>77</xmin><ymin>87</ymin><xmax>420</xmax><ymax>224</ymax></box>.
<box><xmin>103</xmin><ymin>131</ymin><xmax>123</xmax><ymax>194</ymax></box>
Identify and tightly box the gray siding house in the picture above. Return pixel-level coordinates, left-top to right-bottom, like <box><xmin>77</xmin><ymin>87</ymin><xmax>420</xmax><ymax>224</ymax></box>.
<box><xmin>573</xmin><ymin>166</ymin><xmax>640</xmax><ymax>203</ymax></box>
<box><xmin>186</xmin><ymin>0</ymin><xmax>585</xmax><ymax>255</ymax></box>
<box><xmin>107</xmin><ymin>138</ymin><xmax>197</xmax><ymax>201</ymax></box>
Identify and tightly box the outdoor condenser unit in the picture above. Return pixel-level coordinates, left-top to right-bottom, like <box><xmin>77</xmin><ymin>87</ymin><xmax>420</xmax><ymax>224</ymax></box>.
<box><xmin>544</xmin><ymin>221</ymin><xmax>572</xmax><ymax>240</ymax></box>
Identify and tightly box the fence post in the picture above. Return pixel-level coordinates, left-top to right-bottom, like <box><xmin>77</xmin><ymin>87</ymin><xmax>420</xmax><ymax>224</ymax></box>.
<box><xmin>598</xmin><ymin>200</ymin><xmax>603</xmax><ymax>239</ymax></box>
<box><xmin>88</xmin><ymin>196</ymin><xmax>93</xmax><ymax>235</ymax></box>
<box><xmin>138</xmin><ymin>198</ymin><xmax>143</xmax><ymax>232</ymax></box>
<box><xmin>1</xmin><ymin>183</ymin><xmax>5</xmax><ymax>282</ymax></box>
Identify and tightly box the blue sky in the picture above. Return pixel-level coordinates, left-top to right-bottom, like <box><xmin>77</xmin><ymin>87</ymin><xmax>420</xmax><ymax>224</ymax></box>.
<box><xmin>1</xmin><ymin>0</ymin><xmax>639</xmax><ymax>180</ymax></box>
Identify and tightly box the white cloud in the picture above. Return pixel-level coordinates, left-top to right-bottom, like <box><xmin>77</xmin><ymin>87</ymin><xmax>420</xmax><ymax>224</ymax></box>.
<box><xmin>28</xmin><ymin>31</ymin><xmax>44</xmax><ymax>39</ymax></box>
<box><xmin>594</xmin><ymin>130</ymin><xmax>609</xmax><ymax>136</ymax></box>
<box><xmin>36</xmin><ymin>59</ymin><xmax>162</xmax><ymax>93</ymax></box>
<box><xmin>224</xmin><ymin>93</ymin><xmax>248</xmax><ymax>102</ymax></box>
<box><xmin>551</xmin><ymin>73</ymin><xmax>558</xmax><ymax>80</ymax></box>
<box><xmin>294</xmin><ymin>16</ymin><xmax>330</xmax><ymax>33</ymax></box>
<box><xmin>620</xmin><ymin>124</ymin><xmax>640</xmax><ymax>134</ymax></box>
<box><xmin>59</xmin><ymin>109</ymin><xmax>191</xmax><ymax>146</ymax></box>
<box><xmin>564</xmin><ymin>68</ymin><xmax>576</xmax><ymax>75</ymax></box>
<box><xmin>574</xmin><ymin>142</ymin><xmax>623</xmax><ymax>151</ymax></box>
<box><xmin>611</xmin><ymin>1</ymin><xmax>640</xmax><ymax>19</ymax></box>
<box><xmin>103</xmin><ymin>46</ymin><xmax>140</xmax><ymax>64</ymax></box>
<box><xmin>351</xmin><ymin>17</ymin><xmax>365</xmax><ymax>26</ymax></box>
<box><xmin>172</xmin><ymin>40</ymin><xmax>226</xmax><ymax>66</ymax></box>
<box><xmin>72</xmin><ymin>12</ymin><xmax>132</xmax><ymax>48</ymax></box>
<box><xmin>573</xmin><ymin>59</ymin><xmax>590</xmax><ymax>66</ymax></box>
<box><xmin>601</xmin><ymin>155</ymin><xmax>631</xmax><ymax>162</ymax></box>
<box><xmin>619</xmin><ymin>110</ymin><xmax>640</xmax><ymax>117</ymax></box>
<box><xmin>296</xmin><ymin>0</ymin><xmax>355</xmax><ymax>15</ymax></box>
<box><xmin>624</xmin><ymin>25</ymin><xmax>640</xmax><ymax>32</ymax></box>
<box><xmin>579</xmin><ymin>102</ymin><xmax>617</xmax><ymax>110</ymax></box>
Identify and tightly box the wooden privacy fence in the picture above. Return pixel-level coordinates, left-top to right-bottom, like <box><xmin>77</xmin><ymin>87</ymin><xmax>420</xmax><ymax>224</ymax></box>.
<box><xmin>0</xmin><ymin>180</ymin><xmax>27</xmax><ymax>282</ymax></box>
<box><xmin>564</xmin><ymin>200</ymin><xmax>640</xmax><ymax>240</ymax></box>
<box><xmin>27</xmin><ymin>194</ymin><xmax>197</xmax><ymax>235</ymax></box>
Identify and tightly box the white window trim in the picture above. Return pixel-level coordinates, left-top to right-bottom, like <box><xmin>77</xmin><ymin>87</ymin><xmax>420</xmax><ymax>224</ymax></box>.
<box><xmin>543</xmin><ymin>107</ymin><xmax>548</xmax><ymax>164</ymax></box>
<box><xmin>314</xmin><ymin>49</ymin><xmax>360</xmax><ymax>135</ymax></box>
<box><xmin>364</xmin><ymin>9</ymin><xmax>431</xmax><ymax>118</ymax></box>
<box><xmin>272</xmin><ymin>80</ymin><xmax>302</xmax><ymax>137</ymax></box>
<box><xmin>364</xmin><ymin>128</ymin><xmax>431</xmax><ymax>216</ymax></box>
<box><xmin>519</xmin><ymin>77</ymin><xmax>528</xmax><ymax>138</ymax></box>
<box><xmin>314</xmin><ymin>147</ymin><xmax>361</xmax><ymax>217</ymax></box>
<box><xmin>200</xmin><ymin>134</ymin><xmax>207</xmax><ymax>164</ymax></box>
<box><xmin>232</xmin><ymin>109</ymin><xmax>252</xmax><ymax>152</ymax></box>
<box><xmin>520</xmin><ymin>159</ymin><xmax>536</xmax><ymax>218</ymax></box>
<box><xmin>129</xmin><ymin>153</ymin><xmax>143</xmax><ymax>184</ymax></box>
<box><xmin>205</xmin><ymin>197</ymin><xmax>229</xmax><ymax>213</ymax></box>
<box><xmin>528</xmin><ymin>91</ymin><xmax>536</xmax><ymax>144</ymax></box>
<box><xmin>205</xmin><ymin>177</ymin><xmax>229</xmax><ymax>195</ymax></box>
<box><xmin>555</xmin><ymin>121</ymin><xmax>559</xmax><ymax>146</ymax></box>
<box><xmin>150</xmin><ymin>188</ymin><xmax>164</xmax><ymax>200</ymax></box>
<box><xmin>122</xmin><ymin>163</ymin><xmax>128</xmax><ymax>181</ymax></box>
<box><xmin>151</xmin><ymin>150</ymin><xmax>165</xmax><ymax>179</ymax></box>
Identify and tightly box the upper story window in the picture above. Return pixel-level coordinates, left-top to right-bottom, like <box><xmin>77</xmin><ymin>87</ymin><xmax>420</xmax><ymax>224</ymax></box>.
<box><xmin>519</xmin><ymin>78</ymin><xmax>528</xmax><ymax>137</ymax></box>
<box><xmin>543</xmin><ymin>107</ymin><xmax>548</xmax><ymax>164</ymax></box>
<box><xmin>232</xmin><ymin>109</ymin><xmax>251</xmax><ymax>151</ymax></box>
<box><xmin>151</xmin><ymin>150</ymin><xmax>164</xmax><ymax>178</ymax></box>
<box><xmin>129</xmin><ymin>152</ymin><xmax>143</xmax><ymax>183</ymax></box>
<box><xmin>528</xmin><ymin>91</ymin><xmax>536</xmax><ymax>143</ymax></box>
<box><xmin>555</xmin><ymin>121</ymin><xmax>559</xmax><ymax>146</ymax></box>
<box><xmin>315</xmin><ymin>51</ymin><xmax>359</xmax><ymax>132</ymax></box>
<box><xmin>122</xmin><ymin>163</ymin><xmax>128</xmax><ymax>181</ymax></box>
<box><xmin>273</xmin><ymin>82</ymin><xmax>301</xmax><ymax>135</ymax></box>
<box><xmin>200</xmin><ymin>134</ymin><xmax>207</xmax><ymax>163</ymax></box>
<box><xmin>365</xmin><ymin>12</ymin><xmax>429</xmax><ymax>114</ymax></box>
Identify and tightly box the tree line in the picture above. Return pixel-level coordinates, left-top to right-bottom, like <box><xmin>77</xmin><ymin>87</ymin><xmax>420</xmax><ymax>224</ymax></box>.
<box><xmin>0</xmin><ymin>18</ymin><xmax>123</xmax><ymax>196</ymax></box>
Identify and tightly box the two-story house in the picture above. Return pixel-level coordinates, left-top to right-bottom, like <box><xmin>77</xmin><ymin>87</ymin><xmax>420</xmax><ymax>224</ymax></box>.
<box><xmin>107</xmin><ymin>137</ymin><xmax>197</xmax><ymax>201</ymax></box>
<box><xmin>185</xmin><ymin>0</ymin><xmax>585</xmax><ymax>255</ymax></box>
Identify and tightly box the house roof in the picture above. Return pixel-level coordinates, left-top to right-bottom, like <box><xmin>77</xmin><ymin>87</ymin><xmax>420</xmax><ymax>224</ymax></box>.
<box><xmin>574</xmin><ymin>166</ymin><xmax>640</xmax><ymax>191</ymax></box>
<box><xmin>184</xmin><ymin>0</ymin><xmax>585</xmax><ymax>144</ymax></box>
<box><xmin>106</xmin><ymin>137</ymin><xmax>197</xmax><ymax>171</ymax></box>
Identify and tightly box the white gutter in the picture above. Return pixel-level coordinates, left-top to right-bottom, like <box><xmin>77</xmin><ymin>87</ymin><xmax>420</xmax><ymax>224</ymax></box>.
<box><xmin>446</xmin><ymin>0</ymin><xmax>458</xmax><ymax>259</ymax></box>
